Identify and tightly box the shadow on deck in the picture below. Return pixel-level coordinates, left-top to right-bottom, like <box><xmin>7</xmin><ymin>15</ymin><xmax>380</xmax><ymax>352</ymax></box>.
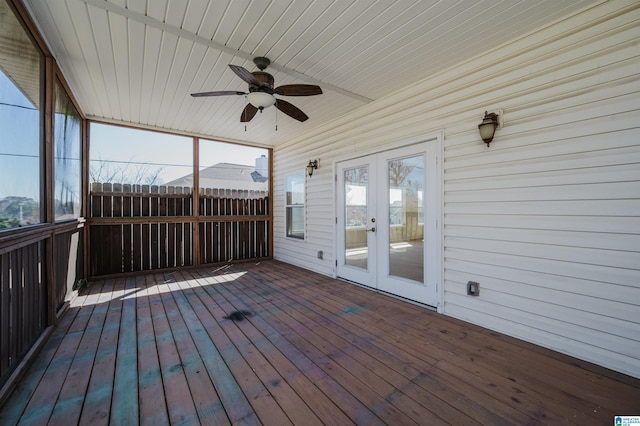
<box><xmin>1</xmin><ymin>260</ymin><xmax>638</xmax><ymax>424</ymax></box>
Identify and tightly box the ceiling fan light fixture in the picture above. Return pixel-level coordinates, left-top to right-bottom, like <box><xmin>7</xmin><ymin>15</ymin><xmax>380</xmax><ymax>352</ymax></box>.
<box><xmin>247</xmin><ymin>92</ymin><xmax>276</xmax><ymax>109</ymax></box>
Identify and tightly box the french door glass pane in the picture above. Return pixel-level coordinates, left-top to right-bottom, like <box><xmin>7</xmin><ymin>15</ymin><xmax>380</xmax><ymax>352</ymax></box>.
<box><xmin>344</xmin><ymin>166</ymin><xmax>368</xmax><ymax>269</ymax></box>
<box><xmin>388</xmin><ymin>155</ymin><xmax>424</xmax><ymax>282</ymax></box>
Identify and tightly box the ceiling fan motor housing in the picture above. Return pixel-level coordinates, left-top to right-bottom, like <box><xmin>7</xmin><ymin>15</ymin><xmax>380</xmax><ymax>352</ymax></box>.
<box><xmin>253</xmin><ymin>56</ymin><xmax>271</xmax><ymax>70</ymax></box>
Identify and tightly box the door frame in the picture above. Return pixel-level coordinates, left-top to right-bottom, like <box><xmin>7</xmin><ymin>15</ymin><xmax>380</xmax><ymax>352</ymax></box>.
<box><xmin>332</xmin><ymin>132</ymin><xmax>444</xmax><ymax>312</ymax></box>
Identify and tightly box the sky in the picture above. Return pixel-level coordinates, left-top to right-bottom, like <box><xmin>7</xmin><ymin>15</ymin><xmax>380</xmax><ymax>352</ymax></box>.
<box><xmin>90</xmin><ymin>122</ymin><xmax>269</xmax><ymax>184</ymax></box>
<box><xmin>0</xmin><ymin>71</ymin><xmax>40</xmax><ymax>200</ymax></box>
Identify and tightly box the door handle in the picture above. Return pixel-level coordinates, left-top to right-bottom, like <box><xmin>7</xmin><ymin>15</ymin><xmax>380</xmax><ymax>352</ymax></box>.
<box><xmin>367</xmin><ymin>227</ymin><xmax>376</xmax><ymax>232</ymax></box>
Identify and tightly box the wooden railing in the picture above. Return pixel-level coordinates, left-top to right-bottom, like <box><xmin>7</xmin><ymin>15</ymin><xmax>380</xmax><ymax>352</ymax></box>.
<box><xmin>0</xmin><ymin>223</ymin><xmax>81</xmax><ymax>390</ymax></box>
<box><xmin>0</xmin><ymin>240</ymin><xmax>46</xmax><ymax>387</ymax></box>
<box><xmin>88</xmin><ymin>183</ymin><xmax>271</xmax><ymax>276</ymax></box>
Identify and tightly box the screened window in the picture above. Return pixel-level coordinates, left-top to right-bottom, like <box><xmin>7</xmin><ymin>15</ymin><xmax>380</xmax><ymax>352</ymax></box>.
<box><xmin>198</xmin><ymin>139</ymin><xmax>269</xmax><ymax>197</ymax></box>
<box><xmin>89</xmin><ymin>123</ymin><xmax>193</xmax><ymax>217</ymax></box>
<box><xmin>54</xmin><ymin>78</ymin><xmax>81</xmax><ymax>220</ymax></box>
<box><xmin>89</xmin><ymin>123</ymin><xmax>192</xmax><ymax>187</ymax></box>
<box><xmin>285</xmin><ymin>173</ymin><xmax>304</xmax><ymax>239</ymax></box>
<box><xmin>0</xmin><ymin>1</ymin><xmax>43</xmax><ymax>230</ymax></box>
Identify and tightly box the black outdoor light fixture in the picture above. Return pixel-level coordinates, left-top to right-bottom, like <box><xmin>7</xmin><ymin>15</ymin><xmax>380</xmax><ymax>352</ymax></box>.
<box><xmin>478</xmin><ymin>110</ymin><xmax>501</xmax><ymax>147</ymax></box>
<box><xmin>306</xmin><ymin>159</ymin><xmax>318</xmax><ymax>177</ymax></box>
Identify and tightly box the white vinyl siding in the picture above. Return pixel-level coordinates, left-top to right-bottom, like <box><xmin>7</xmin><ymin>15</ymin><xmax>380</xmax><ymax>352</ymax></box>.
<box><xmin>273</xmin><ymin>1</ymin><xmax>640</xmax><ymax>378</ymax></box>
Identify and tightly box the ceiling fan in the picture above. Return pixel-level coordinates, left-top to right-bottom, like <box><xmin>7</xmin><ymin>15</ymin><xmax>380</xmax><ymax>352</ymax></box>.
<box><xmin>191</xmin><ymin>57</ymin><xmax>322</xmax><ymax>123</ymax></box>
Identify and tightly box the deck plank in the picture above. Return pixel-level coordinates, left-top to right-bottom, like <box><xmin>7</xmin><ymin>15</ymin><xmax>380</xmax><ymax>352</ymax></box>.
<box><xmin>78</xmin><ymin>279</ymin><xmax>121</xmax><ymax>425</ymax></box>
<box><xmin>148</xmin><ymin>274</ymin><xmax>198</xmax><ymax>424</ymax></box>
<box><xmin>111</xmin><ymin>276</ymin><xmax>139</xmax><ymax>423</ymax></box>
<box><xmin>137</xmin><ymin>274</ymin><xmax>170</xmax><ymax>426</ymax></box>
<box><xmin>2</xmin><ymin>260</ymin><xmax>639</xmax><ymax>425</ymax></box>
<box><xmin>160</xmin><ymin>272</ymin><xmax>230</xmax><ymax>425</ymax></box>
<box><xmin>48</xmin><ymin>281</ymin><xmax>110</xmax><ymax>425</ymax></box>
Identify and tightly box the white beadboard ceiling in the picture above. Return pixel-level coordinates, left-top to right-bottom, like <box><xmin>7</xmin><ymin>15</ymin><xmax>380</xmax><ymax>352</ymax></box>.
<box><xmin>23</xmin><ymin>0</ymin><xmax>598</xmax><ymax>147</ymax></box>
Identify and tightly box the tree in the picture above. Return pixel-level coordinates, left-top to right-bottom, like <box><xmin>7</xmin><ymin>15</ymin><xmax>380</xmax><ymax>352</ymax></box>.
<box><xmin>89</xmin><ymin>156</ymin><xmax>163</xmax><ymax>185</ymax></box>
<box><xmin>0</xmin><ymin>217</ymin><xmax>20</xmax><ymax>230</ymax></box>
<box><xmin>388</xmin><ymin>160</ymin><xmax>415</xmax><ymax>186</ymax></box>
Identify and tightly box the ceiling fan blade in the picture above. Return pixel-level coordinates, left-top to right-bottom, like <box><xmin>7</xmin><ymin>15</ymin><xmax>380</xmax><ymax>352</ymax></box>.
<box><xmin>240</xmin><ymin>103</ymin><xmax>259</xmax><ymax>122</ymax></box>
<box><xmin>191</xmin><ymin>90</ymin><xmax>246</xmax><ymax>97</ymax></box>
<box><xmin>276</xmin><ymin>99</ymin><xmax>309</xmax><ymax>122</ymax></box>
<box><xmin>229</xmin><ymin>64</ymin><xmax>260</xmax><ymax>86</ymax></box>
<box><xmin>274</xmin><ymin>84</ymin><xmax>322</xmax><ymax>96</ymax></box>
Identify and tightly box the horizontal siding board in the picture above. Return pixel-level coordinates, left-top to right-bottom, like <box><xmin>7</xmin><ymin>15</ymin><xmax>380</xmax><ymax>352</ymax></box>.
<box><xmin>446</xmin><ymin>163</ymin><xmax>640</xmax><ymax>192</ymax></box>
<box><xmin>445</xmin><ymin>199</ymin><xmax>640</xmax><ymax>216</ymax></box>
<box><xmin>445</xmin><ymin>268</ymin><xmax>639</xmax><ymax>327</ymax></box>
<box><xmin>445</xmin><ymin>226</ymin><xmax>639</xmax><ymax>252</ymax></box>
<box><xmin>445</xmin><ymin>236</ymin><xmax>639</xmax><ymax>270</ymax></box>
<box><xmin>445</xmin><ymin>213</ymin><xmax>640</xmax><ymax>234</ymax></box>
<box><xmin>444</xmin><ymin>259</ymin><xmax>639</xmax><ymax>307</ymax></box>
<box><xmin>445</xmin><ymin>181</ymin><xmax>640</xmax><ymax>203</ymax></box>
<box><xmin>444</xmin><ymin>248</ymin><xmax>638</xmax><ymax>288</ymax></box>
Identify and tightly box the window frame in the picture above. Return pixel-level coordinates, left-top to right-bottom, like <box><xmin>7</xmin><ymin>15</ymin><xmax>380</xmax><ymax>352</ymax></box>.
<box><xmin>53</xmin><ymin>76</ymin><xmax>83</xmax><ymax>222</ymax></box>
<box><xmin>0</xmin><ymin>0</ymin><xmax>46</xmax><ymax>232</ymax></box>
<box><xmin>285</xmin><ymin>172</ymin><xmax>305</xmax><ymax>240</ymax></box>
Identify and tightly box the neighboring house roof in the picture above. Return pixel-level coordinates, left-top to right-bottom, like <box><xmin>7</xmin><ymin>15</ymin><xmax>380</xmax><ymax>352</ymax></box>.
<box><xmin>165</xmin><ymin>162</ymin><xmax>268</xmax><ymax>191</ymax></box>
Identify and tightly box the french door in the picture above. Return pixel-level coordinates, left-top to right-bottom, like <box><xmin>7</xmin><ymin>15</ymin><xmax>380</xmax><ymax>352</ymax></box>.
<box><xmin>336</xmin><ymin>141</ymin><xmax>440</xmax><ymax>307</ymax></box>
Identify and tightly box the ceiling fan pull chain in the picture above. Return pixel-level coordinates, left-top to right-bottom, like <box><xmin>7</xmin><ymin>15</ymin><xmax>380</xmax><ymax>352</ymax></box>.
<box><xmin>275</xmin><ymin>106</ymin><xmax>278</xmax><ymax>131</ymax></box>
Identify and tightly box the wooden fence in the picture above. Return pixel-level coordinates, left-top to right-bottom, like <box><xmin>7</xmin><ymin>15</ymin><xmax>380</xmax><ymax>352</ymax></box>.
<box><xmin>88</xmin><ymin>183</ymin><xmax>271</xmax><ymax>276</ymax></box>
<box><xmin>199</xmin><ymin>188</ymin><xmax>270</xmax><ymax>264</ymax></box>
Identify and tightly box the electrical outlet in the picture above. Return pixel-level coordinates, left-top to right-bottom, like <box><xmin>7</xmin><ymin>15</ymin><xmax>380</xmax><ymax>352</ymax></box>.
<box><xmin>467</xmin><ymin>281</ymin><xmax>480</xmax><ymax>296</ymax></box>
<box><xmin>317</xmin><ymin>250</ymin><xmax>323</xmax><ymax>259</ymax></box>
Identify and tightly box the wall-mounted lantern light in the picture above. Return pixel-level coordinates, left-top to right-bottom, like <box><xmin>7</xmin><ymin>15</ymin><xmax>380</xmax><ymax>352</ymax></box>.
<box><xmin>306</xmin><ymin>159</ymin><xmax>318</xmax><ymax>177</ymax></box>
<box><xmin>478</xmin><ymin>110</ymin><xmax>501</xmax><ymax>147</ymax></box>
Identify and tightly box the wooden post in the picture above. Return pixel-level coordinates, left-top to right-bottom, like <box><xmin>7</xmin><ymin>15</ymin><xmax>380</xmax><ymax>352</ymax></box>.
<box><xmin>192</xmin><ymin>137</ymin><xmax>200</xmax><ymax>267</ymax></box>
<box><xmin>44</xmin><ymin>56</ymin><xmax>56</xmax><ymax>326</ymax></box>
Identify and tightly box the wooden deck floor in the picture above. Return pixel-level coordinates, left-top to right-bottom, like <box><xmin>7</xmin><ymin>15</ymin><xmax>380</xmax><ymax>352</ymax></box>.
<box><xmin>1</xmin><ymin>260</ymin><xmax>638</xmax><ymax>425</ymax></box>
